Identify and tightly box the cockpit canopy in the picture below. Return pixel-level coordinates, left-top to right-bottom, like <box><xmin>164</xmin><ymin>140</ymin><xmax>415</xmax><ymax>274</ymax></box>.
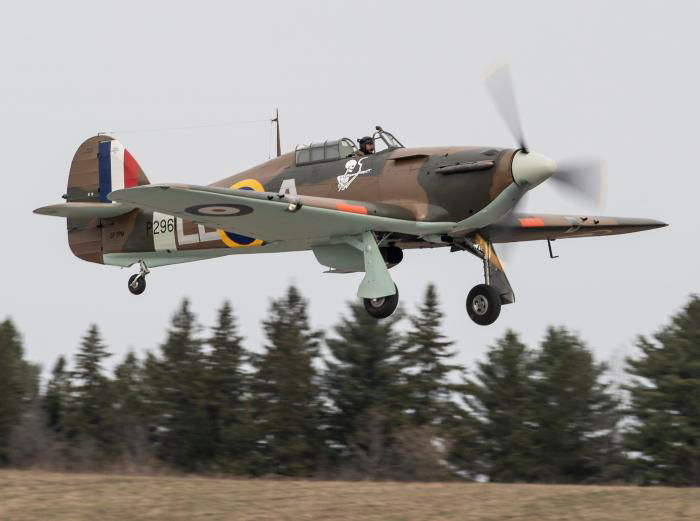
<box><xmin>295</xmin><ymin>138</ymin><xmax>356</xmax><ymax>166</ymax></box>
<box><xmin>373</xmin><ymin>127</ymin><xmax>403</xmax><ymax>150</ymax></box>
<box><xmin>295</xmin><ymin>127</ymin><xmax>404</xmax><ymax>166</ymax></box>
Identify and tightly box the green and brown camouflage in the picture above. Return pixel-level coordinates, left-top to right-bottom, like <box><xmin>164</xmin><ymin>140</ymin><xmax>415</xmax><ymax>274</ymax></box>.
<box><xmin>40</xmin><ymin>131</ymin><xmax>663</xmax><ymax>267</ymax></box>
<box><xmin>34</xmin><ymin>126</ymin><xmax>666</xmax><ymax>324</ymax></box>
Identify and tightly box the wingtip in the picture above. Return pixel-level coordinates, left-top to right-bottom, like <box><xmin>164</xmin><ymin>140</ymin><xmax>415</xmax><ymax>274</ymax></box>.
<box><xmin>624</xmin><ymin>218</ymin><xmax>668</xmax><ymax>231</ymax></box>
<box><xmin>649</xmin><ymin>219</ymin><xmax>669</xmax><ymax>229</ymax></box>
<box><xmin>33</xmin><ymin>206</ymin><xmax>54</xmax><ymax>216</ymax></box>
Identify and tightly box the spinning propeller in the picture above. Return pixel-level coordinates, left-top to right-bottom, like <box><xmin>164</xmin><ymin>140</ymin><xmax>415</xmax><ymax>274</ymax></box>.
<box><xmin>485</xmin><ymin>64</ymin><xmax>604</xmax><ymax>208</ymax></box>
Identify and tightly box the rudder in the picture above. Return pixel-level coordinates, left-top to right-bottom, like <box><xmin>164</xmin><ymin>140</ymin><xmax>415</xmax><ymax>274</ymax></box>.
<box><xmin>67</xmin><ymin>135</ymin><xmax>150</xmax><ymax>202</ymax></box>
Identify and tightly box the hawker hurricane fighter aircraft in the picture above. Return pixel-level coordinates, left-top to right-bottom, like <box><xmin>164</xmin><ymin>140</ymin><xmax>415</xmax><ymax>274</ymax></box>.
<box><xmin>34</xmin><ymin>67</ymin><xmax>666</xmax><ymax>325</ymax></box>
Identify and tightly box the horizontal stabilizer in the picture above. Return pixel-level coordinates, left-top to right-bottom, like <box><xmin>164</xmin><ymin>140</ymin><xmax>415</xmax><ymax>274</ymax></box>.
<box><xmin>33</xmin><ymin>202</ymin><xmax>134</xmax><ymax>219</ymax></box>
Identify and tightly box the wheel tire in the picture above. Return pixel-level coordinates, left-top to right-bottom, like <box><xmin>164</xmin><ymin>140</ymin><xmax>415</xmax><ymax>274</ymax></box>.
<box><xmin>466</xmin><ymin>284</ymin><xmax>501</xmax><ymax>326</ymax></box>
<box><xmin>363</xmin><ymin>285</ymin><xmax>399</xmax><ymax>319</ymax></box>
<box><xmin>128</xmin><ymin>274</ymin><xmax>147</xmax><ymax>295</ymax></box>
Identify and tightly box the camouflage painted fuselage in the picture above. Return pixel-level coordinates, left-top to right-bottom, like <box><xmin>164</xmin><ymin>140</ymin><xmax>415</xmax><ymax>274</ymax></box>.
<box><xmin>62</xmin><ymin>134</ymin><xmax>665</xmax><ymax>271</ymax></box>
<box><xmin>66</xmin><ymin>135</ymin><xmax>517</xmax><ymax>267</ymax></box>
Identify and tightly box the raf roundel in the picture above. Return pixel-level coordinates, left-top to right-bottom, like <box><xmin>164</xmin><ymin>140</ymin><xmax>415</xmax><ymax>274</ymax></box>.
<box><xmin>217</xmin><ymin>179</ymin><xmax>265</xmax><ymax>248</ymax></box>
<box><xmin>185</xmin><ymin>204</ymin><xmax>254</xmax><ymax>217</ymax></box>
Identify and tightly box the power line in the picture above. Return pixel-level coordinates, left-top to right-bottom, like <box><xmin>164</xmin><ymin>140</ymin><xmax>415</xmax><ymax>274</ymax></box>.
<box><xmin>101</xmin><ymin>118</ymin><xmax>271</xmax><ymax>135</ymax></box>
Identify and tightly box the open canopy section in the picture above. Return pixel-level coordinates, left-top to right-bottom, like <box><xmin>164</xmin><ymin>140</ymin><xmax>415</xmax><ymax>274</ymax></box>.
<box><xmin>372</xmin><ymin>126</ymin><xmax>404</xmax><ymax>151</ymax></box>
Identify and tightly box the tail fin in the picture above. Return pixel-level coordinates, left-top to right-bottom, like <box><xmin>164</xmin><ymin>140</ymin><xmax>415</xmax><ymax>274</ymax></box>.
<box><xmin>57</xmin><ymin>135</ymin><xmax>150</xmax><ymax>264</ymax></box>
<box><xmin>67</xmin><ymin>135</ymin><xmax>150</xmax><ymax>202</ymax></box>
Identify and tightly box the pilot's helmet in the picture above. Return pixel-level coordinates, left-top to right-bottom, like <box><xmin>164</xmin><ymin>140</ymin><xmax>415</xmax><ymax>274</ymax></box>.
<box><xmin>358</xmin><ymin>136</ymin><xmax>374</xmax><ymax>147</ymax></box>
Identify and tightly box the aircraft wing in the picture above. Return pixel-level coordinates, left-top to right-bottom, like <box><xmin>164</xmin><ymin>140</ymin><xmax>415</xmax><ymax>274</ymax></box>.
<box><xmin>109</xmin><ymin>184</ymin><xmax>454</xmax><ymax>242</ymax></box>
<box><xmin>483</xmin><ymin>213</ymin><xmax>667</xmax><ymax>243</ymax></box>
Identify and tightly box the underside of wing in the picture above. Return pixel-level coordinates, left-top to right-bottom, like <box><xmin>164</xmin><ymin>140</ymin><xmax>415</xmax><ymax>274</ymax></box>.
<box><xmin>484</xmin><ymin>213</ymin><xmax>668</xmax><ymax>243</ymax></box>
<box><xmin>109</xmin><ymin>184</ymin><xmax>454</xmax><ymax>242</ymax></box>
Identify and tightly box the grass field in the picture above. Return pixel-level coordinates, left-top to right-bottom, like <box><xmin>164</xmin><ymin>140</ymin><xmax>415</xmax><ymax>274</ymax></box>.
<box><xmin>0</xmin><ymin>470</ymin><xmax>698</xmax><ymax>521</ymax></box>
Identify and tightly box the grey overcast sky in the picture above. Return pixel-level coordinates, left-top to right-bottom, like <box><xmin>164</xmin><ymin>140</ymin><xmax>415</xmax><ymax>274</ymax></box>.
<box><xmin>1</xmin><ymin>0</ymin><xmax>696</xmax><ymax>374</ymax></box>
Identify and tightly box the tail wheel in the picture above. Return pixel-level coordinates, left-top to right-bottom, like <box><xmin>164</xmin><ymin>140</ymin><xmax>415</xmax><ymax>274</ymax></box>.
<box><xmin>466</xmin><ymin>284</ymin><xmax>501</xmax><ymax>325</ymax></box>
<box><xmin>363</xmin><ymin>285</ymin><xmax>399</xmax><ymax>319</ymax></box>
<box><xmin>128</xmin><ymin>274</ymin><xmax>146</xmax><ymax>295</ymax></box>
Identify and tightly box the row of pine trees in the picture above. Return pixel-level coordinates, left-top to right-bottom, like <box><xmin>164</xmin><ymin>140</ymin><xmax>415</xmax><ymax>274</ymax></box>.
<box><xmin>1</xmin><ymin>287</ymin><xmax>699</xmax><ymax>485</ymax></box>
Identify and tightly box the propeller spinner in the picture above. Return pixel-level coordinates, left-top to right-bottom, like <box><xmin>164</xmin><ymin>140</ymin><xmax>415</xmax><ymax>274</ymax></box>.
<box><xmin>485</xmin><ymin>64</ymin><xmax>603</xmax><ymax>207</ymax></box>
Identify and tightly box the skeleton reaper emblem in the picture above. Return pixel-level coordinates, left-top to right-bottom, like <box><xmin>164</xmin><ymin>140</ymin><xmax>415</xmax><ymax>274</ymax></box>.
<box><xmin>337</xmin><ymin>157</ymin><xmax>372</xmax><ymax>191</ymax></box>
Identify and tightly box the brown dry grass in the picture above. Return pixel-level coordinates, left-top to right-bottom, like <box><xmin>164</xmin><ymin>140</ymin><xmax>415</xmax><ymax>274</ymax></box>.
<box><xmin>0</xmin><ymin>470</ymin><xmax>698</xmax><ymax>521</ymax></box>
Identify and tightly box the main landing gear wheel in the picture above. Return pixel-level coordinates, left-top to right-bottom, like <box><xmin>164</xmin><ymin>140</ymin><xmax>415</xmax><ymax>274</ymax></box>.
<box><xmin>466</xmin><ymin>284</ymin><xmax>501</xmax><ymax>326</ymax></box>
<box><xmin>127</xmin><ymin>260</ymin><xmax>149</xmax><ymax>296</ymax></box>
<box><xmin>128</xmin><ymin>274</ymin><xmax>146</xmax><ymax>295</ymax></box>
<box><xmin>363</xmin><ymin>285</ymin><xmax>399</xmax><ymax>319</ymax></box>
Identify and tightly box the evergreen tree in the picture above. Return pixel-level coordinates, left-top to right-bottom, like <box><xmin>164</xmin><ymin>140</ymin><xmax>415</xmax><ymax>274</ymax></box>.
<box><xmin>529</xmin><ymin>327</ymin><xmax>620</xmax><ymax>483</ymax></box>
<box><xmin>140</xmin><ymin>350</ymin><xmax>164</xmax><ymax>439</ymax></box>
<box><xmin>248</xmin><ymin>286</ymin><xmax>324</xmax><ymax>476</ymax></box>
<box><xmin>206</xmin><ymin>300</ymin><xmax>251</xmax><ymax>470</ymax></box>
<box><xmin>324</xmin><ymin>302</ymin><xmax>407</xmax><ymax>476</ymax></box>
<box><xmin>0</xmin><ymin>319</ymin><xmax>39</xmax><ymax>465</ymax></box>
<box><xmin>148</xmin><ymin>299</ymin><xmax>210</xmax><ymax>470</ymax></box>
<box><xmin>453</xmin><ymin>330</ymin><xmax>537</xmax><ymax>481</ymax></box>
<box><xmin>400</xmin><ymin>284</ymin><xmax>462</xmax><ymax>427</ymax></box>
<box><xmin>43</xmin><ymin>355</ymin><xmax>70</xmax><ymax>435</ymax></box>
<box><xmin>112</xmin><ymin>351</ymin><xmax>150</xmax><ymax>460</ymax></box>
<box><xmin>67</xmin><ymin>325</ymin><xmax>116</xmax><ymax>453</ymax></box>
<box><xmin>624</xmin><ymin>296</ymin><xmax>700</xmax><ymax>485</ymax></box>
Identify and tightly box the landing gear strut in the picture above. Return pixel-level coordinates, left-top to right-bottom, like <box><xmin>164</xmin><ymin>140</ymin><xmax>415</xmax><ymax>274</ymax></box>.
<box><xmin>454</xmin><ymin>234</ymin><xmax>514</xmax><ymax>326</ymax></box>
<box><xmin>128</xmin><ymin>260</ymin><xmax>149</xmax><ymax>295</ymax></box>
<box><xmin>338</xmin><ymin>231</ymin><xmax>399</xmax><ymax>320</ymax></box>
<box><xmin>363</xmin><ymin>284</ymin><xmax>399</xmax><ymax>319</ymax></box>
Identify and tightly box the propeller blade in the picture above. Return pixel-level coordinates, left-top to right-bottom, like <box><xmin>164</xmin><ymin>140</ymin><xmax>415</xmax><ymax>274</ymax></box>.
<box><xmin>484</xmin><ymin>64</ymin><xmax>528</xmax><ymax>152</ymax></box>
<box><xmin>550</xmin><ymin>157</ymin><xmax>606</xmax><ymax>207</ymax></box>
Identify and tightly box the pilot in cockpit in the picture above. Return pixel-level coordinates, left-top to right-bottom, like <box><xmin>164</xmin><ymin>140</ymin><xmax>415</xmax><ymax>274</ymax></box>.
<box><xmin>357</xmin><ymin>136</ymin><xmax>375</xmax><ymax>156</ymax></box>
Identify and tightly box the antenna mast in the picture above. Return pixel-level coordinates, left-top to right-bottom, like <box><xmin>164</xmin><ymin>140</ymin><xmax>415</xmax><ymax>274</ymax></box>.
<box><xmin>272</xmin><ymin>108</ymin><xmax>281</xmax><ymax>157</ymax></box>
